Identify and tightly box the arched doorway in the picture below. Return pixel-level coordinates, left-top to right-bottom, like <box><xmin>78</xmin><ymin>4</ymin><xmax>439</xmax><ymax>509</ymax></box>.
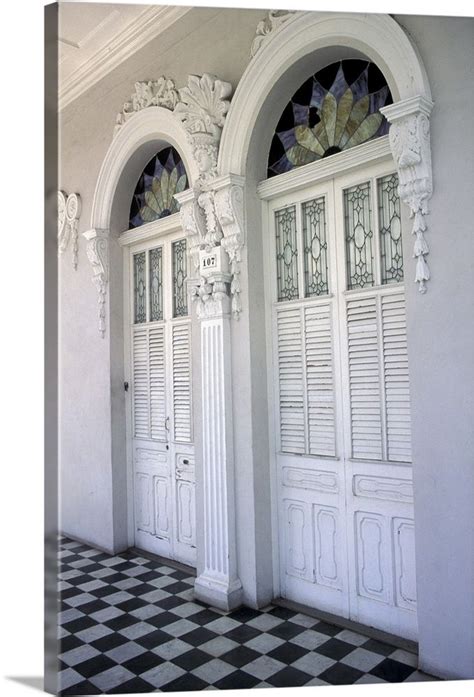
<box><xmin>88</xmin><ymin>106</ymin><xmax>200</xmax><ymax>567</ymax></box>
<box><xmin>218</xmin><ymin>12</ymin><xmax>433</xmax><ymax>640</ymax></box>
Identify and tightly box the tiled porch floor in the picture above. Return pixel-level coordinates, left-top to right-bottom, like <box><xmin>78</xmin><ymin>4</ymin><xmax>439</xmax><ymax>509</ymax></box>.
<box><xmin>57</xmin><ymin>537</ymin><xmax>435</xmax><ymax>694</ymax></box>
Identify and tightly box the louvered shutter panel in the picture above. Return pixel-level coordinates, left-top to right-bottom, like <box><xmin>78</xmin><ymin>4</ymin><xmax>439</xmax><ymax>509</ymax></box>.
<box><xmin>132</xmin><ymin>327</ymin><xmax>149</xmax><ymax>438</ymax></box>
<box><xmin>382</xmin><ymin>293</ymin><xmax>411</xmax><ymax>462</ymax></box>
<box><xmin>149</xmin><ymin>326</ymin><xmax>166</xmax><ymax>441</ymax></box>
<box><xmin>347</xmin><ymin>296</ymin><xmax>383</xmax><ymax>460</ymax></box>
<box><xmin>305</xmin><ymin>303</ymin><xmax>336</xmax><ymax>456</ymax></box>
<box><xmin>172</xmin><ymin>322</ymin><xmax>192</xmax><ymax>443</ymax></box>
<box><xmin>132</xmin><ymin>326</ymin><xmax>166</xmax><ymax>441</ymax></box>
<box><xmin>277</xmin><ymin>307</ymin><xmax>305</xmax><ymax>454</ymax></box>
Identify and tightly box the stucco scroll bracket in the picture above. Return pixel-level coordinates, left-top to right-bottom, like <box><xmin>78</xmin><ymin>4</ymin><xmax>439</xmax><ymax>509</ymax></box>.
<box><xmin>381</xmin><ymin>96</ymin><xmax>434</xmax><ymax>294</ymax></box>
<box><xmin>83</xmin><ymin>229</ymin><xmax>109</xmax><ymax>338</ymax></box>
<box><xmin>58</xmin><ymin>191</ymin><xmax>82</xmax><ymax>269</ymax></box>
<box><xmin>250</xmin><ymin>10</ymin><xmax>298</xmax><ymax>57</ymax></box>
<box><xmin>114</xmin><ymin>77</ymin><xmax>179</xmax><ymax>136</ymax></box>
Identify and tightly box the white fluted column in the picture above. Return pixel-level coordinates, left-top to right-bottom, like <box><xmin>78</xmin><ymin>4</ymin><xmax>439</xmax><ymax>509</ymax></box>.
<box><xmin>193</xmin><ymin>258</ymin><xmax>243</xmax><ymax>610</ymax></box>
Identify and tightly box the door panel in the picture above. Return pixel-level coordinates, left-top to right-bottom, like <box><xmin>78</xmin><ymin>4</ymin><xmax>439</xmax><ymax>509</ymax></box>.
<box><xmin>269</xmin><ymin>163</ymin><xmax>417</xmax><ymax>640</ymax></box>
<box><xmin>129</xmin><ymin>233</ymin><xmax>196</xmax><ymax>567</ymax></box>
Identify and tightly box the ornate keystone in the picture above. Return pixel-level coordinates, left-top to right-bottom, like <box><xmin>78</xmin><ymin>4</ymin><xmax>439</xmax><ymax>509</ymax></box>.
<box><xmin>381</xmin><ymin>96</ymin><xmax>434</xmax><ymax>294</ymax></box>
<box><xmin>174</xmin><ymin>73</ymin><xmax>232</xmax><ymax>183</ymax></box>
<box><xmin>250</xmin><ymin>10</ymin><xmax>297</xmax><ymax>57</ymax></box>
<box><xmin>83</xmin><ymin>229</ymin><xmax>109</xmax><ymax>337</ymax></box>
<box><xmin>58</xmin><ymin>190</ymin><xmax>82</xmax><ymax>269</ymax></box>
<box><xmin>114</xmin><ymin>78</ymin><xmax>179</xmax><ymax>136</ymax></box>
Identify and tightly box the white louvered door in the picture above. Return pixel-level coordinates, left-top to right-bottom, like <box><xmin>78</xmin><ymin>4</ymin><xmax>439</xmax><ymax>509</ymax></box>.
<box><xmin>269</xmin><ymin>160</ymin><xmax>417</xmax><ymax>640</ymax></box>
<box><xmin>128</xmin><ymin>230</ymin><xmax>196</xmax><ymax>567</ymax></box>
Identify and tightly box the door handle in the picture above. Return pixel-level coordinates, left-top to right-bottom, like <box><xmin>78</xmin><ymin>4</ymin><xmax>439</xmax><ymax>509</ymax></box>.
<box><xmin>165</xmin><ymin>416</ymin><xmax>170</xmax><ymax>433</ymax></box>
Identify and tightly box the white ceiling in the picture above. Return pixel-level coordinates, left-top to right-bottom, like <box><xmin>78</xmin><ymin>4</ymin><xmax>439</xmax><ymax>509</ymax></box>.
<box><xmin>58</xmin><ymin>3</ymin><xmax>192</xmax><ymax>111</ymax></box>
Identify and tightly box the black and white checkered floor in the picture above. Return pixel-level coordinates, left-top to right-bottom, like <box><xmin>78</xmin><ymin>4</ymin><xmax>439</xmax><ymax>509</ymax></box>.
<box><xmin>58</xmin><ymin>537</ymin><xmax>435</xmax><ymax>694</ymax></box>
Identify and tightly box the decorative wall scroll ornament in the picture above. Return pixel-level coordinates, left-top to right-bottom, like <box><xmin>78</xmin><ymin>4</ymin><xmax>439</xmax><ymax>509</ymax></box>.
<box><xmin>114</xmin><ymin>77</ymin><xmax>179</xmax><ymax>136</ymax></box>
<box><xmin>250</xmin><ymin>10</ymin><xmax>297</xmax><ymax>57</ymax></box>
<box><xmin>214</xmin><ymin>177</ymin><xmax>245</xmax><ymax>318</ymax></box>
<box><xmin>58</xmin><ymin>190</ymin><xmax>82</xmax><ymax>269</ymax></box>
<box><xmin>174</xmin><ymin>73</ymin><xmax>232</xmax><ymax>183</ymax></box>
<box><xmin>83</xmin><ymin>229</ymin><xmax>109</xmax><ymax>337</ymax></box>
<box><xmin>175</xmin><ymin>190</ymin><xmax>207</xmax><ymax>273</ymax></box>
<box><xmin>381</xmin><ymin>97</ymin><xmax>434</xmax><ymax>293</ymax></box>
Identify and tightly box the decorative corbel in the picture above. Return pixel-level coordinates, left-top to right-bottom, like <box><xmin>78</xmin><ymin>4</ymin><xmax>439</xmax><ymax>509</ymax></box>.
<box><xmin>214</xmin><ymin>175</ymin><xmax>246</xmax><ymax>318</ymax></box>
<box><xmin>83</xmin><ymin>229</ymin><xmax>109</xmax><ymax>337</ymax></box>
<box><xmin>381</xmin><ymin>96</ymin><xmax>434</xmax><ymax>294</ymax></box>
<box><xmin>58</xmin><ymin>190</ymin><xmax>81</xmax><ymax>269</ymax></box>
<box><xmin>175</xmin><ymin>188</ymin><xmax>207</xmax><ymax>275</ymax></box>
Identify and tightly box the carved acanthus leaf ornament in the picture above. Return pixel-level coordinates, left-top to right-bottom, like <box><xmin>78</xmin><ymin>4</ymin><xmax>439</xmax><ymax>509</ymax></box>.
<box><xmin>250</xmin><ymin>10</ymin><xmax>297</xmax><ymax>57</ymax></box>
<box><xmin>114</xmin><ymin>78</ymin><xmax>179</xmax><ymax>136</ymax></box>
<box><xmin>83</xmin><ymin>229</ymin><xmax>109</xmax><ymax>338</ymax></box>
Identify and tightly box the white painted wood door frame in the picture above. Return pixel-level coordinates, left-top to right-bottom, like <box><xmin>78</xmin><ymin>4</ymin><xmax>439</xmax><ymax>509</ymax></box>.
<box><xmin>262</xmin><ymin>152</ymin><xmax>417</xmax><ymax>640</ymax></box>
<box><xmin>121</xmin><ymin>216</ymin><xmax>196</xmax><ymax>567</ymax></box>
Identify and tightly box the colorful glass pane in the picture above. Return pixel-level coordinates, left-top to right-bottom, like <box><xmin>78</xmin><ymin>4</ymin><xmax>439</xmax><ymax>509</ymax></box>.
<box><xmin>275</xmin><ymin>205</ymin><xmax>299</xmax><ymax>301</ymax></box>
<box><xmin>302</xmin><ymin>196</ymin><xmax>329</xmax><ymax>297</ymax></box>
<box><xmin>344</xmin><ymin>182</ymin><xmax>375</xmax><ymax>290</ymax></box>
<box><xmin>172</xmin><ymin>239</ymin><xmax>188</xmax><ymax>317</ymax></box>
<box><xmin>378</xmin><ymin>173</ymin><xmax>404</xmax><ymax>284</ymax></box>
<box><xmin>133</xmin><ymin>251</ymin><xmax>147</xmax><ymax>323</ymax></box>
<box><xmin>268</xmin><ymin>60</ymin><xmax>392</xmax><ymax>177</ymax></box>
<box><xmin>149</xmin><ymin>247</ymin><xmax>163</xmax><ymax>321</ymax></box>
<box><xmin>129</xmin><ymin>146</ymin><xmax>188</xmax><ymax>228</ymax></box>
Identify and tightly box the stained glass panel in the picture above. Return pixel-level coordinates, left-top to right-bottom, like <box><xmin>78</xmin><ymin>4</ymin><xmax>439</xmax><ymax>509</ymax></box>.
<box><xmin>344</xmin><ymin>182</ymin><xmax>375</xmax><ymax>290</ymax></box>
<box><xmin>133</xmin><ymin>251</ymin><xmax>147</xmax><ymax>323</ymax></box>
<box><xmin>378</xmin><ymin>174</ymin><xmax>404</xmax><ymax>284</ymax></box>
<box><xmin>268</xmin><ymin>60</ymin><xmax>392</xmax><ymax>177</ymax></box>
<box><xmin>172</xmin><ymin>239</ymin><xmax>188</xmax><ymax>317</ymax></box>
<box><xmin>302</xmin><ymin>197</ymin><xmax>328</xmax><ymax>296</ymax></box>
<box><xmin>129</xmin><ymin>146</ymin><xmax>188</xmax><ymax>228</ymax></box>
<box><xmin>149</xmin><ymin>247</ymin><xmax>163</xmax><ymax>321</ymax></box>
<box><xmin>275</xmin><ymin>206</ymin><xmax>299</xmax><ymax>301</ymax></box>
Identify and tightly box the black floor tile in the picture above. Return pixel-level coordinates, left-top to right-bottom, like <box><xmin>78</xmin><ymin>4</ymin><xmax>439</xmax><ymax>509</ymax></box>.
<box><xmin>267</xmin><ymin>641</ymin><xmax>308</xmax><ymax>664</ymax></box>
<box><xmin>228</xmin><ymin>606</ymin><xmax>261</xmax><ymax>623</ymax></box>
<box><xmin>172</xmin><ymin>648</ymin><xmax>212</xmax><ymax>671</ymax></box>
<box><xmin>224</xmin><ymin>623</ymin><xmax>261</xmax><ymax>644</ymax></box>
<box><xmin>269</xmin><ymin>620</ymin><xmax>306</xmax><ymax>640</ymax></box>
<box><xmin>108</xmin><ymin>677</ymin><xmax>156</xmax><ymax>693</ymax></box>
<box><xmin>266</xmin><ymin>665</ymin><xmax>313</xmax><ymax>687</ymax></box>
<box><xmin>90</xmin><ymin>631</ymin><xmax>129</xmax><ymax>652</ymax></box>
<box><xmin>74</xmin><ymin>654</ymin><xmax>117</xmax><ymax>679</ymax></box>
<box><xmin>370</xmin><ymin>657</ymin><xmax>415</xmax><ymax>683</ymax></box>
<box><xmin>319</xmin><ymin>662</ymin><xmax>365</xmax><ymax>685</ymax></box>
<box><xmin>61</xmin><ymin>679</ymin><xmax>102</xmax><ymax>694</ymax></box>
<box><xmin>220</xmin><ymin>645</ymin><xmax>261</xmax><ymax>668</ymax></box>
<box><xmin>214</xmin><ymin>669</ymin><xmax>261</xmax><ymax>690</ymax></box>
<box><xmin>316</xmin><ymin>638</ymin><xmax>355</xmax><ymax>660</ymax></box>
<box><xmin>179</xmin><ymin>627</ymin><xmax>219</xmax><ymax>646</ymax></box>
<box><xmin>160</xmin><ymin>673</ymin><xmax>209</xmax><ymax>692</ymax></box>
<box><xmin>122</xmin><ymin>650</ymin><xmax>163</xmax><ymax>675</ymax></box>
<box><xmin>135</xmin><ymin>628</ymin><xmax>171</xmax><ymax>650</ymax></box>
<box><xmin>363</xmin><ymin>638</ymin><xmax>398</xmax><ymax>656</ymax></box>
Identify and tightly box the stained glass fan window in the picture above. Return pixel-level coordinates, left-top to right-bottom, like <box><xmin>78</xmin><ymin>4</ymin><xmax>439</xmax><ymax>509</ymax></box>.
<box><xmin>129</xmin><ymin>146</ymin><xmax>188</xmax><ymax>228</ymax></box>
<box><xmin>268</xmin><ymin>60</ymin><xmax>392</xmax><ymax>177</ymax></box>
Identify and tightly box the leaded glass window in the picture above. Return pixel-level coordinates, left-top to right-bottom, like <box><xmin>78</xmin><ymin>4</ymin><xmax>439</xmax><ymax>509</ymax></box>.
<box><xmin>268</xmin><ymin>60</ymin><xmax>392</xmax><ymax>177</ymax></box>
<box><xmin>344</xmin><ymin>182</ymin><xmax>375</xmax><ymax>290</ymax></box>
<box><xmin>149</xmin><ymin>247</ymin><xmax>163</xmax><ymax>321</ymax></box>
<box><xmin>302</xmin><ymin>197</ymin><xmax>328</xmax><ymax>296</ymax></box>
<box><xmin>133</xmin><ymin>251</ymin><xmax>146</xmax><ymax>323</ymax></box>
<box><xmin>378</xmin><ymin>174</ymin><xmax>404</xmax><ymax>284</ymax></box>
<box><xmin>275</xmin><ymin>205</ymin><xmax>299</xmax><ymax>301</ymax></box>
<box><xmin>172</xmin><ymin>239</ymin><xmax>188</xmax><ymax>317</ymax></box>
<box><xmin>129</xmin><ymin>146</ymin><xmax>188</xmax><ymax>228</ymax></box>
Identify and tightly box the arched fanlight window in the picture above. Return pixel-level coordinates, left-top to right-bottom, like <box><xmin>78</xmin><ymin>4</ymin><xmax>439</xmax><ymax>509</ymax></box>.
<box><xmin>268</xmin><ymin>60</ymin><xmax>393</xmax><ymax>178</ymax></box>
<box><xmin>129</xmin><ymin>146</ymin><xmax>188</xmax><ymax>228</ymax></box>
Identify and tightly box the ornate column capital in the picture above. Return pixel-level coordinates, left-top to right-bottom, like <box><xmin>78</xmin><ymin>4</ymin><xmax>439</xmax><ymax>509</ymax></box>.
<box><xmin>58</xmin><ymin>190</ymin><xmax>82</xmax><ymax>269</ymax></box>
<box><xmin>213</xmin><ymin>175</ymin><xmax>246</xmax><ymax>318</ymax></box>
<box><xmin>83</xmin><ymin>228</ymin><xmax>109</xmax><ymax>337</ymax></box>
<box><xmin>381</xmin><ymin>96</ymin><xmax>434</xmax><ymax>294</ymax></box>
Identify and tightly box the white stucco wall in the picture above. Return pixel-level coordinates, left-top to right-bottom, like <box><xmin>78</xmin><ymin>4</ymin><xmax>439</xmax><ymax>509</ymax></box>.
<box><xmin>58</xmin><ymin>6</ymin><xmax>474</xmax><ymax>679</ymax></box>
